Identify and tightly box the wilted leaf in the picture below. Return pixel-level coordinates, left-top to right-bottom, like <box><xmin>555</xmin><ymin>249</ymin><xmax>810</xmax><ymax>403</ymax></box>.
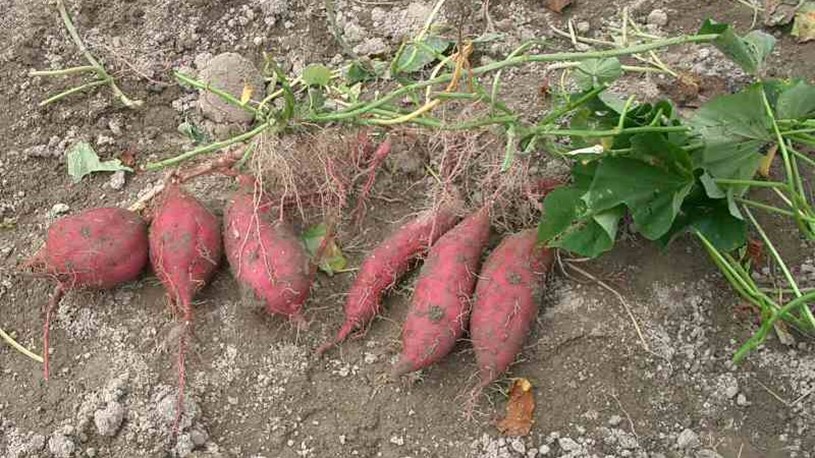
<box><xmin>545</xmin><ymin>0</ymin><xmax>573</xmax><ymax>13</ymax></box>
<box><xmin>792</xmin><ymin>2</ymin><xmax>815</xmax><ymax>42</ymax></box>
<box><xmin>496</xmin><ymin>378</ymin><xmax>535</xmax><ymax>437</ymax></box>
<box><xmin>67</xmin><ymin>141</ymin><xmax>132</xmax><ymax>184</ymax></box>
<box><xmin>302</xmin><ymin>64</ymin><xmax>333</xmax><ymax>87</ymax></box>
<box><xmin>240</xmin><ymin>82</ymin><xmax>253</xmax><ymax>104</ymax></box>
<box><xmin>301</xmin><ymin>223</ymin><xmax>347</xmax><ymax>275</ymax></box>
<box><xmin>758</xmin><ymin>143</ymin><xmax>778</xmax><ymax>177</ymax></box>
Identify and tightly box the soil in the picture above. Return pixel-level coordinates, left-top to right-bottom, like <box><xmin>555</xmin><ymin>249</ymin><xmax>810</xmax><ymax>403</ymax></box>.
<box><xmin>2</xmin><ymin>1</ymin><xmax>815</xmax><ymax>458</ymax></box>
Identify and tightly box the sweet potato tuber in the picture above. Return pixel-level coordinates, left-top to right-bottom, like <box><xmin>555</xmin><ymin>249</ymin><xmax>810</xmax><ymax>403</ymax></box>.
<box><xmin>223</xmin><ymin>175</ymin><xmax>311</xmax><ymax>323</ymax></box>
<box><xmin>27</xmin><ymin>207</ymin><xmax>149</xmax><ymax>379</ymax></box>
<box><xmin>469</xmin><ymin>229</ymin><xmax>554</xmax><ymax>389</ymax></box>
<box><xmin>317</xmin><ymin>204</ymin><xmax>461</xmax><ymax>356</ymax></box>
<box><xmin>392</xmin><ymin>207</ymin><xmax>491</xmax><ymax>377</ymax></box>
<box><xmin>148</xmin><ymin>183</ymin><xmax>222</xmax><ymax>431</ymax></box>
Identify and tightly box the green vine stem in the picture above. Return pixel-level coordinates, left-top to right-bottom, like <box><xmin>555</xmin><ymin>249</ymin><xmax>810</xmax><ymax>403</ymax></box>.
<box><xmin>32</xmin><ymin>0</ymin><xmax>142</xmax><ymax>108</ymax></box>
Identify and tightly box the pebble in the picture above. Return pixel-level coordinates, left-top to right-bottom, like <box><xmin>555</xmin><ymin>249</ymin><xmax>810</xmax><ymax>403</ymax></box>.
<box><xmin>558</xmin><ymin>437</ymin><xmax>579</xmax><ymax>451</ymax></box>
<box><xmin>538</xmin><ymin>444</ymin><xmax>551</xmax><ymax>455</ymax></box>
<box><xmin>49</xmin><ymin>203</ymin><xmax>70</xmax><ymax>218</ymax></box>
<box><xmin>647</xmin><ymin>9</ymin><xmax>669</xmax><ymax>27</ymax></box>
<box><xmin>608</xmin><ymin>415</ymin><xmax>623</xmax><ymax>426</ymax></box>
<box><xmin>109</xmin><ymin>170</ymin><xmax>126</xmax><ymax>191</ymax></box>
<box><xmin>389</xmin><ymin>435</ymin><xmax>405</xmax><ymax>446</ymax></box>
<box><xmin>576</xmin><ymin>21</ymin><xmax>591</xmax><ymax>33</ymax></box>
<box><xmin>736</xmin><ymin>393</ymin><xmax>750</xmax><ymax>406</ymax></box>
<box><xmin>48</xmin><ymin>433</ymin><xmax>75</xmax><ymax>458</ymax></box>
<box><xmin>510</xmin><ymin>438</ymin><xmax>525</xmax><ymax>454</ymax></box>
<box><xmin>676</xmin><ymin>428</ymin><xmax>700</xmax><ymax>450</ymax></box>
<box><xmin>94</xmin><ymin>402</ymin><xmax>125</xmax><ymax>436</ymax></box>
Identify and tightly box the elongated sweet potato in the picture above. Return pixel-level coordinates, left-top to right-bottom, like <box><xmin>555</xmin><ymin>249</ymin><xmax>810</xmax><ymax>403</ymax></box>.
<box><xmin>392</xmin><ymin>207</ymin><xmax>491</xmax><ymax>376</ymax></box>
<box><xmin>317</xmin><ymin>204</ymin><xmax>461</xmax><ymax>355</ymax></box>
<box><xmin>27</xmin><ymin>207</ymin><xmax>149</xmax><ymax>379</ymax></box>
<box><xmin>149</xmin><ymin>183</ymin><xmax>222</xmax><ymax>431</ymax></box>
<box><xmin>469</xmin><ymin>229</ymin><xmax>554</xmax><ymax>388</ymax></box>
<box><xmin>224</xmin><ymin>175</ymin><xmax>311</xmax><ymax>323</ymax></box>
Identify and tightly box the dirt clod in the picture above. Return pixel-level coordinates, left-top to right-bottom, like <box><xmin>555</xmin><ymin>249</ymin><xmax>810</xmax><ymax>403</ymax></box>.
<box><xmin>197</xmin><ymin>53</ymin><xmax>264</xmax><ymax>124</ymax></box>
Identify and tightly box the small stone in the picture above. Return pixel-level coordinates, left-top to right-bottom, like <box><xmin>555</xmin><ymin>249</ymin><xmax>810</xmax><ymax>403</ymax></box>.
<box><xmin>736</xmin><ymin>393</ymin><xmax>750</xmax><ymax>406</ymax></box>
<box><xmin>527</xmin><ymin>449</ymin><xmax>539</xmax><ymax>458</ymax></box>
<box><xmin>175</xmin><ymin>433</ymin><xmax>195</xmax><ymax>457</ymax></box>
<box><xmin>725</xmin><ymin>382</ymin><xmax>739</xmax><ymax>399</ymax></box>
<box><xmin>109</xmin><ymin>170</ymin><xmax>126</xmax><ymax>191</ymax></box>
<box><xmin>576</xmin><ymin>21</ymin><xmax>591</xmax><ymax>33</ymax></box>
<box><xmin>94</xmin><ymin>402</ymin><xmax>125</xmax><ymax>437</ymax></box>
<box><xmin>608</xmin><ymin>415</ymin><xmax>623</xmax><ymax>426</ymax></box>
<box><xmin>677</xmin><ymin>428</ymin><xmax>700</xmax><ymax>450</ymax></box>
<box><xmin>353</xmin><ymin>37</ymin><xmax>388</xmax><ymax>56</ymax></box>
<box><xmin>48</xmin><ymin>433</ymin><xmax>75</xmax><ymax>458</ymax></box>
<box><xmin>86</xmin><ymin>447</ymin><xmax>97</xmax><ymax>457</ymax></box>
<box><xmin>647</xmin><ymin>9</ymin><xmax>668</xmax><ymax>27</ymax></box>
<box><xmin>389</xmin><ymin>435</ymin><xmax>405</xmax><ymax>446</ymax></box>
<box><xmin>538</xmin><ymin>444</ymin><xmax>551</xmax><ymax>455</ymax></box>
<box><xmin>253</xmin><ymin>36</ymin><xmax>264</xmax><ymax>46</ymax></box>
<box><xmin>558</xmin><ymin>437</ymin><xmax>579</xmax><ymax>452</ymax></box>
<box><xmin>108</xmin><ymin>120</ymin><xmax>122</xmax><ymax>136</ymax></box>
<box><xmin>510</xmin><ymin>438</ymin><xmax>525</xmax><ymax>454</ymax></box>
<box><xmin>363</xmin><ymin>352</ymin><xmax>377</xmax><ymax>364</ymax></box>
<box><xmin>190</xmin><ymin>428</ymin><xmax>208</xmax><ymax>447</ymax></box>
<box><xmin>49</xmin><ymin>203</ymin><xmax>70</xmax><ymax>218</ymax></box>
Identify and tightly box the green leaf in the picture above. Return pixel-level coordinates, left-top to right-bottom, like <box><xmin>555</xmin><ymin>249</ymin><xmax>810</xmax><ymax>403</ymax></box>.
<box><xmin>347</xmin><ymin>61</ymin><xmax>374</xmax><ymax>84</ymax></box>
<box><xmin>538</xmin><ymin>187</ymin><xmax>623</xmax><ymax>258</ymax></box>
<box><xmin>690</xmin><ymin>84</ymin><xmax>773</xmax><ymax>192</ymax></box>
<box><xmin>177</xmin><ymin>120</ymin><xmax>208</xmax><ymax>145</ymax></box>
<box><xmin>573</xmin><ymin>58</ymin><xmax>622</xmax><ymax>90</ymax></box>
<box><xmin>302</xmin><ymin>64</ymin><xmax>333</xmax><ymax>87</ymax></box>
<box><xmin>658</xmin><ymin>187</ymin><xmax>747</xmax><ymax>252</ymax></box>
<box><xmin>698</xmin><ymin>19</ymin><xmax>776</xmax><ymax>75</ymax></box>
<box><xmin>584</xmin><ymin>135</ymin><xmax>695</xmax><ymax>240</ymax></box>
<box><xmin>776</xmin><ymin>80</ymin><xmax>815</xmax><ymax>120</ymax></box>
<box><xmin>394</xmin><ymin>36</ymin><xmax>451</xmax><ymax>74</ymax></box>
<box><xmin>301</xmin><ymin>223</ymin><xmax>347</xmax><ymax>276</ymax></box>
<box><xmin>66</xmin><ymin>141</ymin><xmax>132</xmax><ymax>184</ymax></box>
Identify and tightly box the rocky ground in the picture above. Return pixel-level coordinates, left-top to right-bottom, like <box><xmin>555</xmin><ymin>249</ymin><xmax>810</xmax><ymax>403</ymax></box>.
<box><xmin>1</xmin><ymin>0</ymin><xmax>815</xmax><ymax>457</ymax></box>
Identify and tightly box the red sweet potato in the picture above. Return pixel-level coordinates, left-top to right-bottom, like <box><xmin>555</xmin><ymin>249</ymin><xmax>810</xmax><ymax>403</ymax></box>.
<box><xmin>148</xmin><ymin>183</ymin><xmax>222</xmax><ymax>431</ymax></box>
<box><xmin>317</xmin><ymin>204</ymin><xmax>461</xmax><ymax>356</ymax></box>
<box><xmin>469</xmin><ymin>229</ymin><xmax>554</xmax><ymax>389</ymax></box>
<box><xmin>392</xmin><ymin>207</ymin><xmax>491</xmax><ymax>377</ymax></box>
<box><xmin>27</xmin><ymin>207</ymin><xmax>149</xmax><ymax>379</ymax></box>
<box><xmin>223</xmin><ymin>175</ymin><xmax>311</xmax><ymax>323</ymax></box>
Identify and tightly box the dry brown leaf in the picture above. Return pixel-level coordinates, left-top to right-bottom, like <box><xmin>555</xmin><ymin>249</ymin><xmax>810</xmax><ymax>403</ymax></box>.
<box><xmin>546</xmin><ymin>0</ymin><xmax>573</xmax><ymax>14</ymax></box>
<box><xmin>496</xmin><ymin>378</ymin><xmax>535</xmax><ymax>437</ymax></box>
<box><xmin>792</xmin><ymin>2</ymin><xmax>815</xmax><ymax>42</ymax></box>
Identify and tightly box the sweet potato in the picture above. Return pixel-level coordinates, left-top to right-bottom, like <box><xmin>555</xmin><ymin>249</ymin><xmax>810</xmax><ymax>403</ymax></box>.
<box><xmin>317</xmin><ymin>204</ymin><xmax>460</xmax><ymax>356</ymax></box>
<box><xmin>148</xmin><ymin>183</ymin><xmax>222</xmax><ymax>431</ymax></box>
<box><xmin>469</xmin><ymin>229</ymin><xmax>554</xmax><ymax>389</ymax></box>
<box><xmin>223</xmin><ymin>175</ymin><xmax>311</xmax><ymax>323</ymax></box>
<box><xmin>27</xmin><ymin>207</ymin><xmax>149</xmax><ymax>379</ymax></box>
<box><xmin>392</xmin><ymin>207</ymin><xmax>491</xmax><ymax>377</ymax></box>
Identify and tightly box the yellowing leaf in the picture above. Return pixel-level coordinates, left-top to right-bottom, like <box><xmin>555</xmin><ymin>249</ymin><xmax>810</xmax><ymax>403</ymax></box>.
<box><xmin>496</xmin><ymin>378</ymin><xmax>535</xmax><ymax>437</ymax></box>
<box><xmin>758</xmin><ymin>144</ymin><xmax>778</xmax><ymax>178</ymax></box>
<box><xmin>240</xmin><ymin>82</ymin><xmax>253</xmax><ymax>105</ymax></box>
<box><xmin>301</xmin><ymin>223</ymin><xmax>347</xmax><ymax>276</ymax></box>
<box><xmin>792</xmin><ymin>2</ymin><xmax>815</xmax><ymax>42</ymax></box>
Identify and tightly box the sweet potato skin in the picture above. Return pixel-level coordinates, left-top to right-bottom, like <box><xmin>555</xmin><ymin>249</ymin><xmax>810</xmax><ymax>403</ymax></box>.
<box><xmin>317</xmin><ymin>205</ymin><xmax>461</xmax><ymax>355</ymax></box>
<box><xmin>149</xmin><ymin>184</ymin><xmax>222</xmax><ymax>306</ymax></box>
<box><xmin>393</xmin><ymin>207</ymin><xmax>491</xmax><ymax>376</ymax></box>
<box><xmin>469</xmin><ymin>229</ymin><xmax>554</xmax><ymax>387</ymax></box>
<box><xmin>42</xmin><ymin>207</ymin><xmax>149</xmax><ymax>288</ymax></box>
<box><xmin>223</xmin><ymin>178</ymin><xmax>311</xmax><ymax>320</ymax></box>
